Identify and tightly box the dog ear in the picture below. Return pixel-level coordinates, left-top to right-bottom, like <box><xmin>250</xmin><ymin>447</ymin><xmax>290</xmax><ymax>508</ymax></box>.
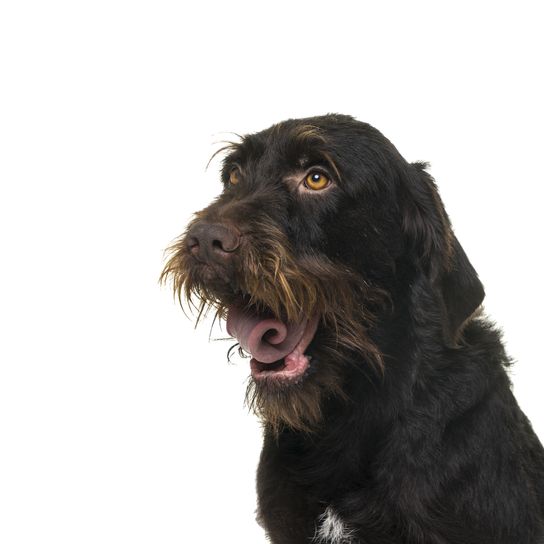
<box><xmin>401</xmin><ymin>163</ymin><xmax>485</xmax><ymax>346</ymax></box>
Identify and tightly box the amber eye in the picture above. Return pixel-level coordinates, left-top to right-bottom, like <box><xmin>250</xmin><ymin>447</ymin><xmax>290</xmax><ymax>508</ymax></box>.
<box><xmin>229</xmin><ymin>168</ymin><xmax>241</xmax><ymax>185</ymax></box>
<box><xmin>304</xmin><ymin>171</ymin><xmax>330</xmax><ymax>191</ymax></box>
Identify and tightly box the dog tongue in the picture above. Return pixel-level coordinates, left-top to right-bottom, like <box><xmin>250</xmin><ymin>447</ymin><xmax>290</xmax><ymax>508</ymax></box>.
<box><xmin>226</xmin><ymin>306</ymin><xmax>308</xmax><ymax>363</ymax></box>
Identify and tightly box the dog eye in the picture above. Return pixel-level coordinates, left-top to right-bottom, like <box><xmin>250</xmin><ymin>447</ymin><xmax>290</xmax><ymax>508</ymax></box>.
<box><xmin>229</xmin><ymin>168</ymin><xmax>241</xmax><ymax>185</ymax></box>
<box><xmin>304</xmin><ymin>171</ymin><xmax>330</xmax><ymax>191</ymax></box>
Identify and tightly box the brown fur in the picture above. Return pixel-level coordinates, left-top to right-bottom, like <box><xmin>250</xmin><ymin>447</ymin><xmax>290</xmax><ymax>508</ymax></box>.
<box><xmin>160</xmin><ymin>214</ymin><xmax>386</xmax><ymax>433</ymax></box>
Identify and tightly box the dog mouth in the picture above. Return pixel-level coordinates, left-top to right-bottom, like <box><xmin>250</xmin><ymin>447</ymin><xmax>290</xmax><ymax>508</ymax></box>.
<box><xmin>226</xmin><ymin>305</ymin><xmax>319</xmax><ymax>382</ymax></box>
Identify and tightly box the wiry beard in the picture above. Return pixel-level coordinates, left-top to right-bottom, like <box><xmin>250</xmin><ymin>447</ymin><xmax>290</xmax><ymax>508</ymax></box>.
<box><xmin>243</xmin><ymin>341</ymin><xmax>353</xmax><ymax>434</ymax></box>
<box><xmin>161</xmin><ymin>214</ymin><xmax>387</xmax><ymax>433</ymax></box>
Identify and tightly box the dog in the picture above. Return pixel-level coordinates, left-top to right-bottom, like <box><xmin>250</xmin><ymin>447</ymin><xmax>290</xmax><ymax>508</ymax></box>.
<box><xmin>161</xmin><ymin>115</ymin><xmax>544</xmax><ymax>543</ymax></box>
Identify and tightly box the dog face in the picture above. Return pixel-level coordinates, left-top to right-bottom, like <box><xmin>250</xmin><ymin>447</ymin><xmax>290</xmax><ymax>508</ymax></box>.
<box><xmin>162</xmin><ymin>114</ymin><xmax>484</xmax><ymax>432</ymax></box>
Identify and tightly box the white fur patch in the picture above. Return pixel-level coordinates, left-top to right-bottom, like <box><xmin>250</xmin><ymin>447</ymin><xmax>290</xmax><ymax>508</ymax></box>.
<box><xmin>314</xmin><ymin>506</ymin><xmax>354</xmax><ymax>543</ymax></box>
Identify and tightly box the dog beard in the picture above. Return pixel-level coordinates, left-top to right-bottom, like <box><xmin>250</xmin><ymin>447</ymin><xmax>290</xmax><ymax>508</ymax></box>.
<box><xmin>162</xmin><ymin>216</ymin><xmax>386</xmax><ymax>432</ymax></box>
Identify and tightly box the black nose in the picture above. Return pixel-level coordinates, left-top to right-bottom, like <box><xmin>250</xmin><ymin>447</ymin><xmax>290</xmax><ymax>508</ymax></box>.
<box><xmin>186</xmin><ymin>222</ymin><xmax>241</xmax><ymax>264</ymax></box>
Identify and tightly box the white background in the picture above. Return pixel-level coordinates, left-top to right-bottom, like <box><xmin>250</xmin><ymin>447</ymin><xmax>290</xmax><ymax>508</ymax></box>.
<box><xmin>1</xmin><ymin>1</ymin><xmax>543</xmax><ymax>542</ymax></box>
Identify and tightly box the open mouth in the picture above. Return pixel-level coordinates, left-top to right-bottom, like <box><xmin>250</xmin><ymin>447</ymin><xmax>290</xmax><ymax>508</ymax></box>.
<box><xmin>226</xmin><ymin>304</ymin><xmax>319</xmax><ymax>382</ymax></box>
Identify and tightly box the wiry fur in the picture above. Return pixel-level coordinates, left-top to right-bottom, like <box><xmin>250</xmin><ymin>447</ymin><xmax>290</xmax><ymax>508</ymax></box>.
<box><xmin>162</xmin><ymin>114</ymin><xmax>544</xmax><ymax>543</ymax></box>
<box><xmin>161</xmin><ymin>199</ymin><xmax>386</xmax><ymax>433</ymax></box>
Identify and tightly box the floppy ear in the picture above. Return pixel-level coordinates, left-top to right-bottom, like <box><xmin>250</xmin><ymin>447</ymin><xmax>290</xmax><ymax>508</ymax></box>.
<box><xmin>401</xmin><ymin>162</ymin><xmax>485</xmax><ymax>346</ymax></box>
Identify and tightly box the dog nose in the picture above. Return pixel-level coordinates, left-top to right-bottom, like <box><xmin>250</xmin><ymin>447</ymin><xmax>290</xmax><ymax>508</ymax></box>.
<box><xmin>187</xmin><ymin>222</ymin><xmax>241</xmax><ymax>264</ymax></box>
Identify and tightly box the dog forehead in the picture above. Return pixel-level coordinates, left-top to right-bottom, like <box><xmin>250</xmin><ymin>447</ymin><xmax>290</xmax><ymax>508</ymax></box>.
<box><xmin>242</xmin><ymin>126</ymin><xmax>325</xmax><ymax>168</ymax></box>
<box><xmin>219</xmin><ymin>115</ymin><xmax>406</xmax><ymax>201</ymax></box>
<box><xmin>243</xmin><ymin>116</ymin><xmax>391</xmax><ymax>167</ymax></box>
<box><xmin>227</xmin><ymin>127</ymin><xmax>337</xmax><ymax>186</ymax></box>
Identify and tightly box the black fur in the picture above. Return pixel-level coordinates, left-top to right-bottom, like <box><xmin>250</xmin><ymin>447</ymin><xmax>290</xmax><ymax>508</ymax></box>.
<box><xmin>165</xmin><ymin>115</ymin><xmax>544</xmax><ymax>543</ymax></box>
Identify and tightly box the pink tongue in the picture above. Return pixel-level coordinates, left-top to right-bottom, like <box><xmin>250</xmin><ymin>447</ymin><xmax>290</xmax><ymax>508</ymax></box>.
<box><xmin>226</xmin><ymin>306</ymin><xmax>308</xmax><ymax>364</ymax></box>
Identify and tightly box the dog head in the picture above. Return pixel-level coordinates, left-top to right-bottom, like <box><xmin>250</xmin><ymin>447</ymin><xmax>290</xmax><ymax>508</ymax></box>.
<box><xmin>161</xmin><ymin>114</ymin><xmax>484</xmax><ymax>432</ymax></box>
